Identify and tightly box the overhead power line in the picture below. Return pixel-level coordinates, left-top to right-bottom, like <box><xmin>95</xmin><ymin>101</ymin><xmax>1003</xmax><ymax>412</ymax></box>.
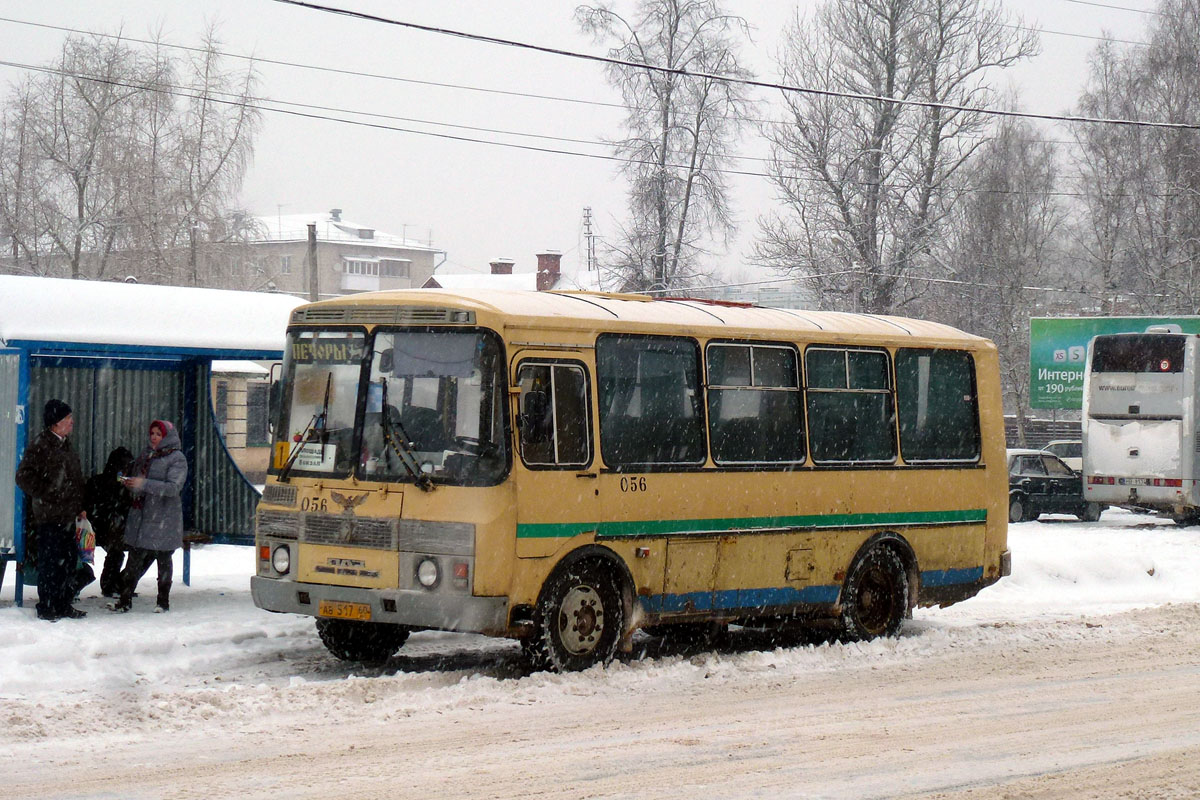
<box><xmin>1061</xmin><ymin>0</ymin><xmax>1166</xmax><ymax>16</ymax></box>
<box><xmin>272</xmin><ymin>0</ymin><xmax>1199</xmax><ymax>131</ymax></box>
<box><xmin>0</xmin><ymin>15</ymin><xmax>1147</xmax><ymax>149</ymax></box>
<box><xmin>2</xmin><ymin>57</ymin><xmax>1196</xmax><ymax>203</ymax></box>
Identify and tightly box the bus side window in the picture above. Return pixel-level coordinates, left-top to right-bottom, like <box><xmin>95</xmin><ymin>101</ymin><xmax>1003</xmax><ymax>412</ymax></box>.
<box><xmin>517</xmin><ymin>361</ymin><xmax>591</xmax><ymax>468</ymax></box>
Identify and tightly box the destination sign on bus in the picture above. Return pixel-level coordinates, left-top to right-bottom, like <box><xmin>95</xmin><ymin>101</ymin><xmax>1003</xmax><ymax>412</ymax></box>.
<box><xmin>1030</xmin><ymin>316</ymin><xmax>1200</xmax><ymax>409</ymax></box>
<box><xmin>289</xmin><ymin>339</ymin><xmax>365</xmax><ymax>364</ymax></box>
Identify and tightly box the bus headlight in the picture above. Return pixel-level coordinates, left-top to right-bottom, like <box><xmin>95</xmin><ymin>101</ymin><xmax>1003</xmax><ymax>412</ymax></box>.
<box><xmin>416</xmin><ymin>557</ymin><xmax>440</xmax><ymax>589</ymax></box>
<box><xmin>271</xmin><ymin>545</ymin><xmax>291</xmax><ymax>575</ymax></box>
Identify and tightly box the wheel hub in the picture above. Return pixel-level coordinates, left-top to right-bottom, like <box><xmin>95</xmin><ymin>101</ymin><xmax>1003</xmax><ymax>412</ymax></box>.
<box><xmin>558</xmin><ymin>584</ymin><xmax>605</xmax><ymax>655</ymax></box>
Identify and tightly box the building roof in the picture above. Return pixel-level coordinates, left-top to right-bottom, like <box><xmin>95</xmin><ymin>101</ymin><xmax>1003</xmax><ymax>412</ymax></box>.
<box><xmin>423</xmin><ymin>272</ymin><xmax>539</xmax><ymax>291</ymax></box>
<box><xmin>0</xmin><ymin>275</ymin><xmax>304</xmax><ymax>356</ymax></box>
<box><xmin>253</xmin><ymin>212</ymin><xmax>441</xmax><ymax>252</ymax></box>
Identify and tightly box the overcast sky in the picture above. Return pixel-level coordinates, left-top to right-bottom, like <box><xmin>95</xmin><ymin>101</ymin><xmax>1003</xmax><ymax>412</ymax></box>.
<box><xmin>0</xmin><ymin>0</ymin><xmax>1156</xmax><ymax>285</ymax></box>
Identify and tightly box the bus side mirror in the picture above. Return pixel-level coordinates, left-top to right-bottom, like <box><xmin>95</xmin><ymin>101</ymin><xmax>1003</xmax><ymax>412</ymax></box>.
<box><xmin>268</xmin><ymin>362</ymin><xmax>284</xmax><ymax>434</ymax></box>
<box><xmin>519</xmin><ymin>389</ymin><xmax>551</xmax><ymax>445</ymax></box>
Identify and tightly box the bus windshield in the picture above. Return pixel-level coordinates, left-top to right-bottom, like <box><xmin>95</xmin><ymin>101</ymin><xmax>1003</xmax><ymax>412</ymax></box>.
<box><xmin>1092</xmin><ymin>334</ymin><xmax>1185</xmax><ymax>373</ymax></box>
<box><xmin>274</xmin><ymin>329</ymin><xmax>368</xmax><ymax>477</ymax></box>
<box><xmin>361</xmin><ymin>329</ymin><xmax>508</xmax><ymax>485</ymax></box>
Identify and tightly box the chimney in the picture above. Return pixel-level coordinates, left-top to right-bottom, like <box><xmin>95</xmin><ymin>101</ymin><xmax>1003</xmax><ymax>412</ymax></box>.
<box><xmin>489</xmin><ymin>258</ymin><xmax>515</xmax><ymax>275</ymax></box>
<box><xmin>329</xmin><ymin>208</ymin><xmax>342</xmax><ymax>222</ymax></box>
<box><xmin>536</xmin><ymin>251</ymin><xmax>561</xmax><ymax>291</ymax></box>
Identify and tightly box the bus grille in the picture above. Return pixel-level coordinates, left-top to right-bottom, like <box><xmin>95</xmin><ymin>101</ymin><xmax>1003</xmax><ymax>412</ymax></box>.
<box><xmin>290</xmin><ymin>307</ymin><xmax>475</xmax><ymax>325</ymax></box>
<box><xmin>261</xmin><ymin>484</ymin><xmax>297</xmax><ymax>506</ymax></box>
<box><xmin>303</xmin><ymin>514</ymin><xmax>397</xmax><ymax>549</ymax></box>
<box><xmin>257</xmin><ymin>510</ymin><xmax>300</xmax><ymax>539</ymax></box>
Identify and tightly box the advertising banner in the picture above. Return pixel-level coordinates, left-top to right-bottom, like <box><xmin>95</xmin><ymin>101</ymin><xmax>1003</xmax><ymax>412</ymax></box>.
<box><xmin>1030</xmin><ymin>316</ymin><xmax>1200</xmax><ymax>409</ymax></box>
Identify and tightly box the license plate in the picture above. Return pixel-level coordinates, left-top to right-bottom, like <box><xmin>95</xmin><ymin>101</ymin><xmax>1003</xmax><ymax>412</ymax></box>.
<box><xmin>1119</xmin><ymin>478</ymin><xmax>1149</xmax><ymax>486</ymax></box>
<box><xmin>318</xmin><ymin>600</ymin><xmax>372</xmax><ymax>621</ymax></box>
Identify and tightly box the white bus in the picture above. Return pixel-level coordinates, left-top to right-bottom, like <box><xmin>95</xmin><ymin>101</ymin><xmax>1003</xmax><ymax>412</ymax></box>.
<box><xmin>1082</xmin><ymin>327</ymin><xmax>1200</xmax><ymax>522</ymax></box>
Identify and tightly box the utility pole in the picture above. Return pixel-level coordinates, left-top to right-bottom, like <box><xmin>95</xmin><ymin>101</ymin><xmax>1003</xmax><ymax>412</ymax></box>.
<box><xmin>582</xmin><ymin>207</ymin><xmax>596</xmax><ymax>272</ymax></box>
<box><xmin>306</xmin><ymin>222</ymin><xmax>319</xmax><ymax>301</ymax></box>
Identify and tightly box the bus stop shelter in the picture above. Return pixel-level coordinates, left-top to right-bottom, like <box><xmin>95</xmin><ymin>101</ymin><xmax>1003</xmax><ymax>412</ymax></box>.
<box><xmin>0</xmin><ymin>275</ymin><xmax>303</xmax><ymax>605</ymax></box>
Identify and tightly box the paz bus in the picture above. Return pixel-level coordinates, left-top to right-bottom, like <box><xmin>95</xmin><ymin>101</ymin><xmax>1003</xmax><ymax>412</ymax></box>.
<box><xmin>1083</xmin><ymin>327</ymin><xmax>1200</xmax><ymax>522</ymax></box>
<box><xmin>251</xmin><ymin>289</ymin><xmax>1010</xmax><ymax>671</ymax></box>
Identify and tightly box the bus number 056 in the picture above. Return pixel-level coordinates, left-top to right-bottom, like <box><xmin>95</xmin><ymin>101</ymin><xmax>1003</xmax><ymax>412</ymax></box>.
<box><xmin>619</xmin><ymin>476</ymin><xmax>647</xmax><ymax>493</ymax></box>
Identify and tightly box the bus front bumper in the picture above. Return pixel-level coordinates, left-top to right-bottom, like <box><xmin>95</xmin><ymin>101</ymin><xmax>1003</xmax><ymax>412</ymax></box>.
<box><xmin>251</xmin><ymin>576</ymin><xmax>510</xmax><ymax>635</ymax></box>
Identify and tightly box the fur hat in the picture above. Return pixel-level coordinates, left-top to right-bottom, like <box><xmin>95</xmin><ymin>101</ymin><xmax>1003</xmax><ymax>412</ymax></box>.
<box><xmin>43</xmin><ymin>399</ymin><xmax>72</xmax><ymax>429</ymax></box>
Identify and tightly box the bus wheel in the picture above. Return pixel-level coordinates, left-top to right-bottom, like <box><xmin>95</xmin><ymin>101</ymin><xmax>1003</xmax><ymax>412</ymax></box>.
<box><xmin>840</xmin><ymin>546</ymin><xmax>909</xmax><ymax>641</ymax></box>
<box><xmin>526</xmin><ymin>561</ymin><xmax>625</xmax><ymax>672</ymax></box>
<box><xmin>1008</xmin><ymin>495</ymin><xmax>1028</xmax><ymax>523</ymax></box>
<box><xmin>1079</xmin><ymin>502</ymin><xmax>1102</xmax><ymax>522</ymax></box>
<box><xmin>315</xmin><ymin>618</ymin><xmax>409</xmax><ymax>665</ymax></box>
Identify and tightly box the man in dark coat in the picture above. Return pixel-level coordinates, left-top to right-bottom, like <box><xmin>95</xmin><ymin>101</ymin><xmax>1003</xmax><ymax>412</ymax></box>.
<box><xmin>15</xmin><ymin>399</ymin><xmax>88</xmax><ymax>621</ymax></box>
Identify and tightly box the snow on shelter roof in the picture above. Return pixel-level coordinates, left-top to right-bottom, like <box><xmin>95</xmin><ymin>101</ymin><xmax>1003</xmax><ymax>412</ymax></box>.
<box><xmin>0</xmin><ymin>275</ymin><xmax>304</xmax><ymax>355</ymax></box>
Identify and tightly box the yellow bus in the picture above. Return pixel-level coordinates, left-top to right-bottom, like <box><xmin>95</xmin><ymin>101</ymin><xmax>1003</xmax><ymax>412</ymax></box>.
<box><xmin>251</xmin><ymin>289</ymin><xmax>1010</xmax><ymax>671</ymax></box>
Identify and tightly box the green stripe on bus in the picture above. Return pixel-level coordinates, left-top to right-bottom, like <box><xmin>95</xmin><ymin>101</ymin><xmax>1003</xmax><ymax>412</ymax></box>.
<box><xmin>515</xmin><ymin>508</ymin><xmax>988</xmax><ymax>539</ymax></box>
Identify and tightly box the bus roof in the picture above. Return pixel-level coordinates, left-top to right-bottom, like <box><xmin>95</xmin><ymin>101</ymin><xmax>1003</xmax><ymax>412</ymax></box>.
<box><xmin>290</xmin><ymin>289</ymin><xmax>988</xmax><ymax>345</ymax></box>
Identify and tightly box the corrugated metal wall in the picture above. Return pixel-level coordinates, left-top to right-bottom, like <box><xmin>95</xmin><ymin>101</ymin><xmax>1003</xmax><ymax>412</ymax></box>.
<box><xmin>28</xmin><ymin>363</ymin><xmax>183</xmax><ymax>476</ymax></box>
<box><xmin>191</xmin><ymin>361</ymin><xmax>260</xmax><ymax>542</ymax></box>
<box><xmin>0</xmin><ymin>352</ymin><xmax>19</xmax><ymax>551</ymax></box>
<box><xmin>25</xmin><ymin>360</ymin><xmax>258</xmax><ymax>542</ymax></box>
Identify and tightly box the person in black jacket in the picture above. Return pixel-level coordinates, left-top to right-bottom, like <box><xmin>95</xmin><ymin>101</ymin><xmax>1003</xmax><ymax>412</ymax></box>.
<box><xmin>84</xmin><ymin>447</ymin><xmax>134</xmax><ymax>598</ymax></box>
<box><xmin>15</xmin><ymin>399</ymin><xmax>88</xmax><ymax>621</ymax></box>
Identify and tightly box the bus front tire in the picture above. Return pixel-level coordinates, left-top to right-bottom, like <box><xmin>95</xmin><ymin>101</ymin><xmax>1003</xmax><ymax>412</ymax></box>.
<box><xmin>525</xmin><ymin>561</ymin><xmax>625</xmax><ymax>673</ymax></box>
<box><xmin>840</xmin><ymin>546</ymin><xmax>909</xmax><ymax>642</ymax></box>
<box><xmin>315</xmin><ymin>618</ymin><xmax>409</xmax><ymax>665</ymax></box>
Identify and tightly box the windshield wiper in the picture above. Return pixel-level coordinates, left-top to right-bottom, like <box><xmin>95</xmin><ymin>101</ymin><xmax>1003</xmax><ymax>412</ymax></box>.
<box><xmin>379</xmin><ymin>378</ymin><xmax>435</xmax><ymax>492</ymax></box>
<box><xmin>279</xmin><ymin>373</ymin><xmax>331</xmax><ymax>483</ymax></box>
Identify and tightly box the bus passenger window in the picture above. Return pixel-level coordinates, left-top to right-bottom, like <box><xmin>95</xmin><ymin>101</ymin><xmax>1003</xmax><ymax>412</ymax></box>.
<box><xmin>895</xmin><ymin>349</ymin><xmax>980</xmax><ymax>462</ymax></box>
<box><xmin>805</xmin><ymin>347</ymin><xmax>896</xmax><ymax>464</ymax></box>
<box><xmin>597</xmin><ymin>334</ymin><xmax>705</xmax><ymax>467</ymax></box>
<box><xmin>706</xmin><ymin>342</ymin><xmax>804</xmax><ymax>465</ymax></box>
<box><xmin>517</xmin><ymin>362</ymin><xmax>591</xmax><ymax>467</ymax></box>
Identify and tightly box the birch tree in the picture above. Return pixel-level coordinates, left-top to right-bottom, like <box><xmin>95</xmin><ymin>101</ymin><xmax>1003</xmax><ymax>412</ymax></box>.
<box><xmin>1073</xmin><ymin>0</ymin><xmax>1200</xmax><ymax>314</ymax></box>
<box><xmin>757</xmin><ymin>0</ymin><xmax>1037</xmax><ymax>313</ymax></box>
<box><xmin>577</xmin><ymin>0</ymin><xmax>754</xmax><ymax>291</ymax></box>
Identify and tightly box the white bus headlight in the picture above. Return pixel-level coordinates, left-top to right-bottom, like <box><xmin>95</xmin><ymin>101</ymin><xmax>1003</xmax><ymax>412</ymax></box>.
<box><xmin>271</xmin><ymin>545</ymin><xmax>291</xmax><ymax>575</ymax></box>
<box><xmin>416</xmin><ymin>557</ymin><xmax>440</xmax><ymax>589</ymax></box>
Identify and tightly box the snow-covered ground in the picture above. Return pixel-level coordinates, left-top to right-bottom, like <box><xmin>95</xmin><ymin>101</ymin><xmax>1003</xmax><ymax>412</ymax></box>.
<box><xmin>2</xmin><ymin>508</ymin><xmax>1196</xmax><ymax>705</ymax></box>
<box><xmin>3</xmin><ymin>507</ymin><xmax>1200</xmax><ymax>800</ymax></box>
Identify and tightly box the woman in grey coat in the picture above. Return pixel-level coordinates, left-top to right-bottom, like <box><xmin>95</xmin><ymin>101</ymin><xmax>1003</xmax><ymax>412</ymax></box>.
<box><xmin>109</xmin><ymin>419</ymin><xmax>188</xmax><ymax>613</ymax></box>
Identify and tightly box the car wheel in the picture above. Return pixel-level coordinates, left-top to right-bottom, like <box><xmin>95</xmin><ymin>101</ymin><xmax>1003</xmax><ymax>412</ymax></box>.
<box><xmin>1008</xmin><ymin>495</ymin><xmax>1027</xmax><ymax>523</ymax></box>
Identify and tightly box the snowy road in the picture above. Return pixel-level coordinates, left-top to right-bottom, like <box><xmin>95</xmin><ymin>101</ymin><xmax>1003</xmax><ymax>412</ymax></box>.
<box><xmin>3</xmin><ymin>509</ymin><xmax>1200</xmax><ymax>799</ymax></box>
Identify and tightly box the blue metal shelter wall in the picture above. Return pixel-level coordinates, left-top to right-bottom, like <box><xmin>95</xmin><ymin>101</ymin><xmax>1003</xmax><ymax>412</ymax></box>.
<box><xmin>190</xmin><ymin>362</ymin><xmax>260</xmax><ymax>543</ymax></box>
<box><xmin>0</xmin><ymin>351</ymin><xmax>19</xmax><ymax>552</ymax></box>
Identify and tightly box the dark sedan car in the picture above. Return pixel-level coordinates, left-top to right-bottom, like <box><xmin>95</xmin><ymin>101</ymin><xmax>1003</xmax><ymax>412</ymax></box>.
<box><xmin>1007</xmin><ymin>448</ymin><xmax>1103</xmax><ymax>523</ymax></box>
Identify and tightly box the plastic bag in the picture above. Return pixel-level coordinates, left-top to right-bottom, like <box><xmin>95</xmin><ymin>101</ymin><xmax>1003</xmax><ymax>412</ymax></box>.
<box><xmin>76</xmin><ymin>517</ymin><xmax>96</xmax><ymax>564</ymax></box>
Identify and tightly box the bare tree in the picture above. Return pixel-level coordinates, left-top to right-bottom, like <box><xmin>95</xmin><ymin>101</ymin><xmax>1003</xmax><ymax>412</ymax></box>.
<box><xmin>924</xmin><ymin>116</ymin><xmax>1064</xmax><ymax>441</ymax></box>
<box><xmin>1073</xmin><ymin>0</ymin><xmax>1200</xmax><ymax>314</ymax></box>
<box><xmin>577</xmin><ymin>0</ymin><xmax>754</xmax><ymax>291</ymax></box>
<box><xmin>757</xmin><ymin>0</ymin><xmax>1037</xmax><ymax>313</ymax></box>
<box><xmin>0</xmin><ymin>31</ymin><xmax>260</xmax><ymax>287</ymax></box>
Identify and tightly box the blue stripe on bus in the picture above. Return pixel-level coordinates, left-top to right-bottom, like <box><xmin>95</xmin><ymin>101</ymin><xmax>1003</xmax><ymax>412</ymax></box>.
<box><xmin>639</xmin><ymin>568</ymin><xmax>983</xmax><ymax>614</ymax></box>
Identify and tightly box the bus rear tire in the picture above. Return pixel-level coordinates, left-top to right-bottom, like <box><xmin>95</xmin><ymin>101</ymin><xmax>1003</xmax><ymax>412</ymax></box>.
<box><xmin>525</xmin><ymin>560</ymin><xmax>625</xmax><ymax>673</ymax></box>
<box><xmin>315</xmin><ymin>618</ymin><xmax>409</xmax><ymax>665</ymax></box>
<box><xmin>1079</xmin><ymin>502</ymin><xmax>1102</xmax><ymax>522</ymax></box>
<box><xmin>840</xmin><ymin>546</ymin><xmax>909</xmax><ymax>642</ymax></box>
